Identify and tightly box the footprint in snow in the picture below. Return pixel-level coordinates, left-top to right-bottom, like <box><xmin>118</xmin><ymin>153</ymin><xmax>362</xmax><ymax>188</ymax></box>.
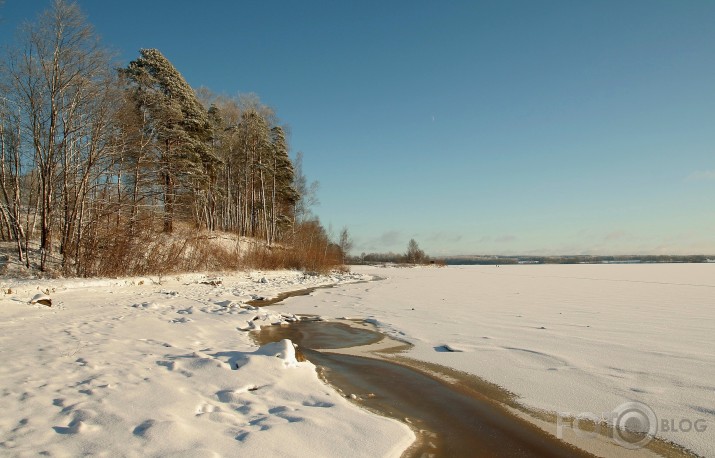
<box><xmin>268</xmin><ymin>406</ymin><xmax>303</xmax><ymax>423</ymax></box>
<box><xmin>434</xmin><ymin>344</ymin><xmax>466</xmax><ymax>352</ymax></box>
<box><xmin>132</xmin><ymin>419</ymin><xmax>155</xmax><ymax>437</ymax></box>
<box><xmin>302</xmin><ymin>398</ymin><xmax>334</xmax><ymax>408</ymax></box>
<box><xmin>53</xmin><ymin>409</ymin><xmax>97</xmax><ymax>435</ymax></box>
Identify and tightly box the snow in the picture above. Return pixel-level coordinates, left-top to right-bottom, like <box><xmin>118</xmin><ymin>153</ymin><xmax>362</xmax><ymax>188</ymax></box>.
<box><xmin>277</xmin><ymin>264</ymin><xmax>715</xmax><ymax>457</ymax></box>
<box><xmin>2</xmin><ymin>263</ymin><xmax>712</xmax><ymax>456</ymax></box>
<box><xmin>0</xmin><ymin>270</ymin><xmax>413</xmax><ymax>457</ymax></box>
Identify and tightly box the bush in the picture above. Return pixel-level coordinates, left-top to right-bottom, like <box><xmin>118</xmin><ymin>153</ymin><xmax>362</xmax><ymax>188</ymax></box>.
<box><xmin>70</xmin><ymin>219</ymin><xmax>344</xmax><ymax>277</ymax></box>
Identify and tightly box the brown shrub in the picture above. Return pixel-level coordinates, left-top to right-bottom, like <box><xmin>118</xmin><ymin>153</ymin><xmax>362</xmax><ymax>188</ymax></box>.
<box><xmin>73</xmin><ymin>222</ymin><xmax>242</xmax><ymax>277</ymax></box>
<box><xmin>70</xmin><ymin>218</ymin><xmax>344</xmax><ymax>277</ymax></box>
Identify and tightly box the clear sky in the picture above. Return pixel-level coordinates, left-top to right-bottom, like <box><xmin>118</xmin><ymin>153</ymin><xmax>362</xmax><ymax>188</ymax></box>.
<box><xmin>2</xmin><ymin>1</ymin><xmax>714</xmax><ymax>256</ymax></box>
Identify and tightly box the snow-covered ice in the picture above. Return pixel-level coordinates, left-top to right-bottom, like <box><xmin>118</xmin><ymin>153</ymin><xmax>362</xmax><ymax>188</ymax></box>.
<box><xmin>0</xmin><ymin>270</ymin><xmax>413</xmax><ymax>457</ymax></box>
<box><xmin>278</xmin><ymin>264</ymin><xmax>715</xmax><ymax>457</ymax></box>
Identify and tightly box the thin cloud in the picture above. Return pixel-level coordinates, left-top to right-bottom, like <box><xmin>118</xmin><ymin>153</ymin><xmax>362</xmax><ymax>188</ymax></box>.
<box><xmin>686</xmin><ymin>170</ymin><xmax>715</xmax><ymax>182</ymax></box>
<box><xmin>495</xmin><ymin>235</ymin><xmax>517</xmax><ymax>243</ymax></box>
<box><xmin>604</xmin><ymin>231</ymin><xmax>627</xmax><ymax>242</ymax></box>
<box><xmin>426</xmin><ymin>232</ymin><xmax>463</xmax><ymax>243</ymax></box>
<box><xmin>355</xmin><ymin>230</ymin><xmax>404</xmax><ymax>252</ymax></box>
<box><xmin>378</xmin><ymin>230</ymin><xmax>402</xmax><ymax>246</ymax></box>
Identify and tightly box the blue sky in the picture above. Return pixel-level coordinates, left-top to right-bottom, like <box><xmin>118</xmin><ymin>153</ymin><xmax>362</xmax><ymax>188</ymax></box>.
<box><xmin>2</xmin><ymin>1</ymin><xmax>714</xmax><ymax>255</ymax></box>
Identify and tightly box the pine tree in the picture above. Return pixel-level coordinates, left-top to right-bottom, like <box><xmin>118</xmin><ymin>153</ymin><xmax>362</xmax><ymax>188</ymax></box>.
<box><xmin>121</xmin><ymin>49</ymin><xmax>217</xmax><ymax>232</ymax></box>
<box><xmin>269</xmin><ymin>126</ymin><xmax>298</xmax><ymax>243</ymax></box>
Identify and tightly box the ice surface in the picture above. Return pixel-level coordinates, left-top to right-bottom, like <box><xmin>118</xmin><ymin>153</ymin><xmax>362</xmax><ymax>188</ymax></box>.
<box><xmin>280</xmin><ymin>264</ymin><xmax>715</xmax><ymax>457</ymax></box>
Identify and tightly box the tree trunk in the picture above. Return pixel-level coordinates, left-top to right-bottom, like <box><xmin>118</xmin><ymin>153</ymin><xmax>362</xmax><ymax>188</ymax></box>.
<box><xmin>163</xmin><ymin>141</ymin><xmax>174</xmax><ymax>233</ymax></box>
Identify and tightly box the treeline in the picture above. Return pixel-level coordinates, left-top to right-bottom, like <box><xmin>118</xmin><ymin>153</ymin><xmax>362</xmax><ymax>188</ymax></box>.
<box><xmin>443</xmin><ymin>255</ymin><xmax>714</xmax><ymax>265</ymax></box>
<box><xmin>0</xmin><ymin>1</ymin><xmax>342</xmax><ymax>276</ymax></box>
<box><xmin>350</xmin><ymin>239</ymin><xmax>432</xmax><ymax>265</ymax></box>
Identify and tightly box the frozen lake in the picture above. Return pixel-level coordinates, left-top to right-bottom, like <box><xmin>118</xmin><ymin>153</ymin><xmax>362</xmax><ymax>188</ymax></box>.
<box><xmin>275</xmin><ymin>264</ymin><xmax>715</xmax><ymax>456</ymax></box>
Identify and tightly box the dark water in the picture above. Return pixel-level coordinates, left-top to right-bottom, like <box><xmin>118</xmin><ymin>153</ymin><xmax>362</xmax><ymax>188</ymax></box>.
<box><xmin>255</xmin><ymin>322</ymin><xmax>593</xmax><ymax>458</ymax></box>
<box><xmin>257</xmin><ymin>321</ymin><xmax>382</xmax><ymax>349</ymax></box>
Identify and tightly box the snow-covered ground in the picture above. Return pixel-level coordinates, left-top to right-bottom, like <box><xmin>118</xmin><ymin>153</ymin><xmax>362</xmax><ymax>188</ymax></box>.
<box><xmin>277</xmin><ymin>264</ymin><xmax>715</xmax><ymax>457</ymax></box>
<box><xmin>2</xmin><ymin>264</ymin><xmax>712</xmax><ymax>457</ymax></box>
<box><xmin>0</xmin><ymin>270</ymin><xmax>413</xmax><ymax>457</ymax></box>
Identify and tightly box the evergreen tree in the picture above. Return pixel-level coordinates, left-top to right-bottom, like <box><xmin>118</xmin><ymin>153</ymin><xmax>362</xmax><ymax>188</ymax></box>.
<box><xmin>269</xmin><ymin>126</ymin><xmax>298</xmax><ymax>242</ymax></box>
<box><xmin>0</xmin><ymin>4</ymin><xmax>342</xmax><ymax>275</ymax></box>
<box><xmin>121</xmin><ymin>48</ymin><xmax>217</xmax><ymax>232</ymax></box>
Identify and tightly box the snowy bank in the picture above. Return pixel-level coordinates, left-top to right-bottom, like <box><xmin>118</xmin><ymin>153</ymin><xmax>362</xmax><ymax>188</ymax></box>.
<box><xmin>0</xmin><ymin>270</ymin><xmax>413</xmax><ymax>457</ymax></box>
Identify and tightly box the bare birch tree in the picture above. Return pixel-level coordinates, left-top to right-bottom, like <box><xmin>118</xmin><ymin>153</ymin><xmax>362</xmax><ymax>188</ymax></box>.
<box><xmin>5</xmin><ymin>0</ymin><xmax>115</xmax><ymax>271</ymax></box>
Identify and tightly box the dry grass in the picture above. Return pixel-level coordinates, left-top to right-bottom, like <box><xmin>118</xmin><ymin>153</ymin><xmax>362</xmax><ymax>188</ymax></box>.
<box><xmin>75</xmin><ymin>224</ymin><xmax>243</xmax><ymax>277</ymax></box>
<box><xmin>243</xmin><ymin>244</ymin><xmax>342</xmax><ymax>274</ymax></box>
<box><xmin>1</xmin><ymin>218</ymin><xmax>346</xmax><ymax>278</ymax></box>
<box><xmin>66</xmin><ymin>219</ymin><xmax>342</xmax><ymax>277</ymax></box>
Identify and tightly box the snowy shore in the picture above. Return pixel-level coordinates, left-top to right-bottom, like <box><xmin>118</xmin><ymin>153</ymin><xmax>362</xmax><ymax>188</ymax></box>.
<box><xmin>0</xmin><ymin>270</ymin><xmax>413</xmax><ymax>457</ymax></box>
<box><xmin>277</xmin><ymin>264</ymin><xmax>715</xmax><ymax>457</ymax></box>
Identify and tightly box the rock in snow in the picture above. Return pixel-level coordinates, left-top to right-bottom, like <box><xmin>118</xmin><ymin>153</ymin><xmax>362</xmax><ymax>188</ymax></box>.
<box><xmin>29</xmin><ymin>293</ymin><xmax>52</xmax><ymax>306</ymax></box>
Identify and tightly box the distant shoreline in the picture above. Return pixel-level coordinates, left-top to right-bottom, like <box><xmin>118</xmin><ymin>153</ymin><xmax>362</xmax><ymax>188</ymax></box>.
<box><xmin>439</xmin><ymin>254</ymin><xmax>714</xmax><ymax>265</ymax></box>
